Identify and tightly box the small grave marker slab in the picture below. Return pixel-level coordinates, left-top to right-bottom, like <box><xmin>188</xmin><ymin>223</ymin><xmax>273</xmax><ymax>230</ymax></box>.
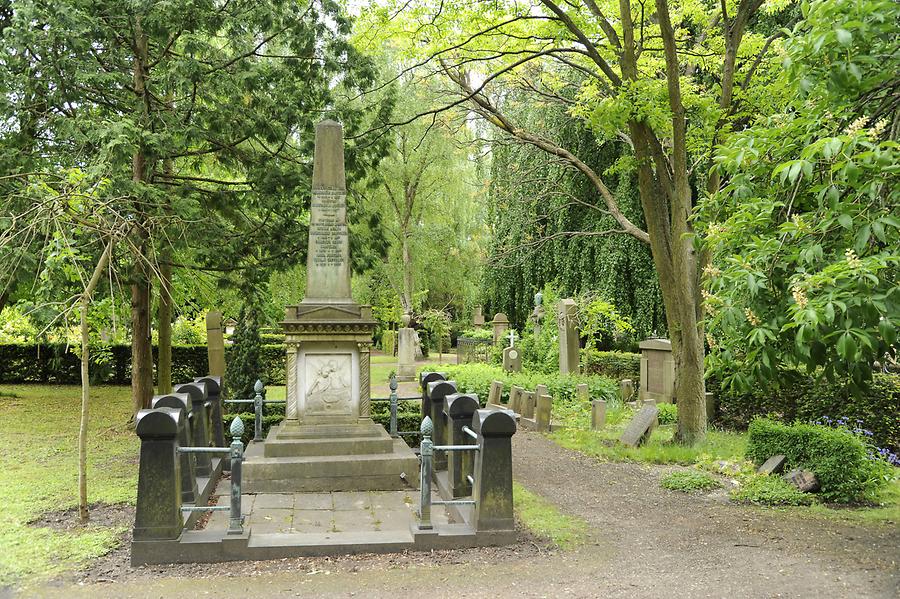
<box><xmin>757</xmin><ymin>454</ymin><xmax>786</xmax><ymax>475</ymax></box>
<box><xmin>619</xmin><ymin>404</ymin><xmax>659</xmax><ymax>448</ymax></box>
<box><xmin>783</xmin><ymin>468</ymin><xmax>819</xmax><ymax>493</ymax></box>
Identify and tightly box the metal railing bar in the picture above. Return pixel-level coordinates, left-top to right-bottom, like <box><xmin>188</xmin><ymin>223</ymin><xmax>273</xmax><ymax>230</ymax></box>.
<box><xmin>178</xmin><ymin>446</ymin><xmax>230</xmax><ymax>454</ymax></box>
<box><xmin>432</xmin><ymin>499</ymin><xmax>476</xmax><ymax>505</ymax></box>
<box><xmin>462</xmin><ymin>425</ymin><xmax>478</xmax><ymax>440</ymax></box>
<box><xmin>433</xmin><ymin>444</ymin><xmax>480</xmax><ymax>452</ymax></box>
<box><xmin>181</xmin><ymin>505</ymin><xmax>230</xmax><ymax>512</ymax></box>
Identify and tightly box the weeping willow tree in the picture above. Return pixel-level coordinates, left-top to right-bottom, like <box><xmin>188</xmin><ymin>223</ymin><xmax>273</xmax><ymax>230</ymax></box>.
<box><xmin>483</xmin><ymin>98</ymin><xmax>664</xmax><ymax>341</ymax></box>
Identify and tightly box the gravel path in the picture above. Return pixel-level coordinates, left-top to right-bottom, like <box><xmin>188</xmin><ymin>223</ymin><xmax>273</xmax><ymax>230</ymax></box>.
<box><xmin>27</xmin><ymin>432</ymin><xmax>900</xmax><ymax>599</ymax></box>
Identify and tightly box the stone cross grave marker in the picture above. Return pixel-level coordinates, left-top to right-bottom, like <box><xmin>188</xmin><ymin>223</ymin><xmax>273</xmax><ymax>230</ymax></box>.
<box><xmin>619</xmin><ymin>404</ymin><xmax>659</xmax><ymax>447</ymax></box>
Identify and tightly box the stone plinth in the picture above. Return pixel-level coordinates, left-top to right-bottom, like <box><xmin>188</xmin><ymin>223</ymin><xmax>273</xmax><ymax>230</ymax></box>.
<box><xmin>639</xmin><ymin>338</ymin><xmax>675</xmax><ymax>404</ymax></box>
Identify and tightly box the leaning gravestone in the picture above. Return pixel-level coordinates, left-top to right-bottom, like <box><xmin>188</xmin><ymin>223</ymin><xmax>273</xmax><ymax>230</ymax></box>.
<box><xmin>619</xmin><ymin>404</ymin><xmax>659</xmax><ymax>447</ymax></box>
<box><xmin>758</xmin><ymin>454</ymin><xmax>786</xmax><ymax>475</ymax></box>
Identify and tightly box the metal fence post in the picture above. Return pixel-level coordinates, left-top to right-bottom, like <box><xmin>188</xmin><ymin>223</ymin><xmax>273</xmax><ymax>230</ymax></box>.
<box><xmin>418</xmin><ymin>416</ymin><xmax>434</xmax><ymax>530</ymax></box>
<box><xmin>253</xmin><ymin>379</ymin><xmax>263</xmax><ymax>443</ymax></box>
<box><xmin>389</xmin><ymin>373</ymin><xmax>398</xmax><ymax>438</ymax></box>
<box><xmin>228</xmin><ymin>416</ymin><xmax>244</xmax><ymax>535</ymax></box>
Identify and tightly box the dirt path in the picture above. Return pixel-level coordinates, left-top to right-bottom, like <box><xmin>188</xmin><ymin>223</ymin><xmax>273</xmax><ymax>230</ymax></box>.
<box><xmin>27</xmin><ymin>432</ymin><xmax>900</xmax><ymax>599</ymax></box>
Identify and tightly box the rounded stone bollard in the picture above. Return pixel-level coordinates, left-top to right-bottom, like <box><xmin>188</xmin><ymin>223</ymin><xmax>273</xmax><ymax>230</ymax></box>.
<box><xmin>443</xmin><ymin>393</ymin><xmax>479</xmax><ymax>497</ymax></box>
<box><xmin>174</xmin><ymin>381</ymin><xmax>212</xmax><ymax>477</ymax></box>
<box><xmin>134</xmin><ymin>408</ymin><xmax>184</xmax><ymax>541</ymax></box>
<box><xmin>471</xmin><ymin>408</ymin><xmax>517</xmax><ymax>532</ymax></box>
<box><xmin>151</xmin><ymin>393</ymin><xmax>198</xmax><ymax>504</ymax></box>
<box><xmin>427</xmin><ymin>380</ymin><xmax>457</xmax><ymax>472</ymax></box>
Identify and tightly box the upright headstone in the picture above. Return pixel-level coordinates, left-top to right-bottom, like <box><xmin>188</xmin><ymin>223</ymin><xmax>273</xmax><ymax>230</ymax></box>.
<box><xmin>557</xmin><ymin>299</ymin><xmax>579</xmax><ymax>374</ymax></box>
<box><xmin>491</xmin><ymin>313</ymin><xmax>509</xmax><ymax>345</ymax></box>
<box><xmin>619</xmin><ymin>404</ymin><xmax>659</xmax><ymax>447</ymax></box>
<box><xmin>282</xmin><ymin>120</ymin><xmax>376</xmax><ymax>425</ymax></box>
<box><xmin>591</xmin><ymin>400</ymin><xmax>606</xmax><ymax>431</ymax></box>
<box><xmin>521</xmin><ymin>391</ymin><xmax>536</xmax><ymax>419</ymax></box>
<box><xmin>536</xmin><ymin>394</ymin><xmax>552</xmax><ymax>432</ymax></box>
<box><xmin>205</xmin><ymin>311</ymin><xmax>226</xmax><ymax>377</ymax></box>
<box><xmin>638</xmin><ymin>338</ymin><xmax>675</xmax><ymax>404</ymax></box>
<box><xmin>488</xmin><ymin>380</ymin><xmax>504</xmax><ymax>407</ymax></box>
<box><xmin>472</xmin><ymin>409</ymin><xmax>517</xmax><ymax>532</ymax></box>
<box><xmin>428</xmin><ymin>380</ymin><xmax>458</xmax><ymax>471</ymax></box>
<box><xmin>576</xmin><ymin>383</ymin><xmax>589</xmax><ymax>403</ymax></box>
<box><xmin>509</xmin><ymin>386</ymin><xmax>524</xmax><ymax>415</ymax></box>
<box><xmin>150</xmin><ymin>393</ymin><xmax>198</xmax><ymax>504</ymax></box>
<box><xmin>420</xmin><ymin>371</ymin><xmax>447</xmax><ymax>419</ymax></box>
<box><xmin>619</xmin><ymin>379</ymin><xmax>635</xmax><ymax>403</ymax></box>
<box><xmin>502</xmin><ymin>347</ymin><xmax>522</xmax><ymax>372</ymax></box>
<box><xmin>473</xmin><ymin>305</ymin><xmax>485</xmax><ymax>328</ymax></box>
<box><xmin>444</xmin><ymin>393</ymin><xmax>479</xmax><ymax>497</ymax></box>
<box><xmin>397</xmin><ymin>313</ymin><xmax>416</xmax><ymax>381</ymax></box>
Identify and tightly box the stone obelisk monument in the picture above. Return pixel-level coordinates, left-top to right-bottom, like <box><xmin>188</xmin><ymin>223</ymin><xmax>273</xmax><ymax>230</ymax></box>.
<box><xmin>243</xmin><ymin>120</ymin><xmax>419</xmax><ymax>492</ymax></box>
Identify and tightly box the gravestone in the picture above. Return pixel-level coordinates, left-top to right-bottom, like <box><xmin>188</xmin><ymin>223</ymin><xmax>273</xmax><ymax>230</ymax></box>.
<box><xmin>536</xmin><ymin>394</ymin><xmax>552</xmax><ymax>432</ymax></box>
<box><xmin>205</xmin><ymin>312</ymin><xmax>226</xmax><ymax>377</ymax></box>
<box><xmin>784</xmin><ymin>468</ymin><xmax>819</xmax><ymax>492</ymax></box>
<box><xmin>502</xmin><ymin>347</ymin><xmax>522</xmax><ymax>373</ymax></box>
<box><xmin>397</xmin><ymin>313</ymin><xmax>416</xmax><ymax>382</ymax></box>
<box><xmin>488</xmin><ymin>380</ymin><xmax>504</xmax><ymax>407</ymax></box>
<box><xmin>576</xmin><ymin>383</ymin><xmax>589</xmax><ymax>403</ymax></box>
<box><xmin>639</xmin><ymin>338</ymin><xmax>675</xmax><ymax>403</ymax></box>
<box><xmin>758</xmin><ymin>455</ymin><xmax>786</xmax><ymax>475</ymax></box>
<box><xmin>473</xmin><ymin>305</ymin><xmax>485</xmax><ymax>328</ymax></box>
<box><xmin>243</xmin><ymin>120</ymin><xmax>419</xmax><ymax>493</ymax></box>
<box><xmin>492</xmin><ymin>313</ymin><xmax>509</xmax><ymax>344</ymax></box>
<box><xmin>591</xmin><ymin>400</ymin><xmax>606</xmax><ymax>431</ymax></box>
<box><xmin>557</xmin><ymin>299</ymin><xmax>579</xmax><ymax>374</ymax></box>
<box><xmin>619</xmin><ymin>379</ymin><xmax>635</xmax><ymax>403</ymax></box>
<box><xmin>619</xmin><ymin>404</ymin><xmax>660</xmax><ymax>447</ymax></box>
<box><xmin>509</xmin><ymin>386</ymin><xmax>524</xmax><ymax>415</ymax></box>
<box><xmin>521</xmin><ymin>391</ymin><xmax>536</xmax><ymax>419</ymax></box>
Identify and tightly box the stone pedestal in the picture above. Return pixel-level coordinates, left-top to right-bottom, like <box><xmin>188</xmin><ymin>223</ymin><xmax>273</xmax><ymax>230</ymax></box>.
<box><xmin>638</xmin><ymin>338</ymin><xmax>675</xmax><ymax>404</ymax></box>
<box><xmin>397</xmin><ymin>327</ymin><xmax>417</xmax><ymax>381</ymax></box>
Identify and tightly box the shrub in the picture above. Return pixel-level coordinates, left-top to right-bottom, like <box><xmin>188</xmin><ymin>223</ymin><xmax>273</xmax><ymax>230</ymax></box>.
<box><xmin>657</xmin><ymin>403</ymin><xmax>677</xmax><ymax>425</ymax></box>
<box><xmin>746</xmin><ymin>418</ymin><xmax>892</xmax><ymax>503</ymax></box>
<box><xmin>440</xmin><ymin>363</ymin><xmax>618</xmax><ymax>406</ymax></box>
<box><xmin>224</xmin><ymin>301</ymin><xmax>265</xmax><ymax>400</ymax></box>
<box><xmin>660</xmin><ymin>469</ymin><xmax>721</xmax><ymax>492</ymax></box>
<box><xmin>715</xmin><ymin>372</ymin><xmax>899</xmax><ymax>452</ymax></box>
<box><xmin>380</xmin><ymin>329</ymin><xmax>397</xmax><ymax>356</ymax></box>
<box><xmin>582</xmin><ymin>349</ymin><xmax>641</xmax><ymax>380</ymax></box>
<box><xmin>730</xmin><ymin>473</ymin><xmax>815</xmax><ymax>506</ymax></box>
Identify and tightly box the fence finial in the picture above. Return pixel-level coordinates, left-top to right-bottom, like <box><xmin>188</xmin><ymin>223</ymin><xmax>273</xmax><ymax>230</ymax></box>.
<box><xmin>254</xmin><ymin>379</ymin><xmax>264</xmax><ymax>394</ymax></box>
<box><xmin>230</xmin><ymin>415</ymin><xmax>245</xmax><ymax>438</ymax></box>
<box><xmin>420</xmin><ymin>415</ymin><xmax>434</xmax><ymax>437</ymax></box>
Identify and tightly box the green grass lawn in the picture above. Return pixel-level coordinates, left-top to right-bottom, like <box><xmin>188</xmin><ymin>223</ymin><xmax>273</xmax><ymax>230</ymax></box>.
<box><xmin>0</xmin><ymin>384</ymin><xmax>138</xmax><ymax>587</ymax></box>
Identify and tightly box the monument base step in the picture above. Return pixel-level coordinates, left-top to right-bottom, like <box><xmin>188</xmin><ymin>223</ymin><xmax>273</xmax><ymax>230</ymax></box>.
<box><xmin>243</xmin><ymin>423</ymin><xmax>420</xmax><ymax>493</ymax></box>
<box><xmin>263</xmin><ymin>422</ymin><xmax>396</xmax><ymax>457</ymax></box>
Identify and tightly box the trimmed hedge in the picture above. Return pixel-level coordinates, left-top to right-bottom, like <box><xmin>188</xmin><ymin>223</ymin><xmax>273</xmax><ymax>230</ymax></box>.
<box><xmin>582</xmin><ymin>349</ymin><xmax>641</xmax><ymax>381</ymax></box>
<box><xmin>746</xmin><ymin>418</ymin><xmax>891</xmax><ymax>503</ymax></box>
<box><xmin>439</xmin><ymin>363</ymin><xmax>618</xmax><ymax>406</ymax></box>
<box><xmin>0</xmin><ymin>342</ymin><xmax>287</xmax><ymax>386</ymax></box>
<box><xmin>716</xmin><ymin>372</ymin><xmax>899</xmax><ymax>452</ymax></box>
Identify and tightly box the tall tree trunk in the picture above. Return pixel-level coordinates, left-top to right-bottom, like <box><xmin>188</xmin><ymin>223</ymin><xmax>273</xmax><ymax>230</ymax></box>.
<box><xmin>79</xmin><ymin>241</ymin><xmax>113</xmax><ymax>523</ymax></box>
<box><xmin>157</xmin><ymin>258</ymin><xmax>172</xmax><ymax>394</ymax></box>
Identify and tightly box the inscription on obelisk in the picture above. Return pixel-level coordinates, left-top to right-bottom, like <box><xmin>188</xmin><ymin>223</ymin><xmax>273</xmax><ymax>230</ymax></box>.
<box><xmin>304</xmin><ymin>120</ymin><xmax>352</xmax><ymax>303</ymax></box>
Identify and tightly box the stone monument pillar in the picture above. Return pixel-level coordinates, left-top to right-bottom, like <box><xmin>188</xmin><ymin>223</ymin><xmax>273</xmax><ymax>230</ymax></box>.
<box><xmin>397</xmin><ymin>313</ymin><xmax>417</xmax><ymax>382</ymax></box>
<box><xmin>243</xmin><ymin>120</ymin><xmax>419</xmax><ymax>493</ymax></box>
<box><xmin>282</xmin><ymin>120</ymin><xmax>377</xmax><ymax>425</ymax></box>
<box><xmin>205</xmin><ymin>311</ymin><xmax>226</xmax><ymax>377</ymax></box>
<box><xmin>558</xmin><ymin>299</ymin><xmax>579</xmax><ymax>374</ymax></box>
<box><xmin>491</xmin><ymin>313</ymin><xmax>509</xmax><ymax>344</ymax></box>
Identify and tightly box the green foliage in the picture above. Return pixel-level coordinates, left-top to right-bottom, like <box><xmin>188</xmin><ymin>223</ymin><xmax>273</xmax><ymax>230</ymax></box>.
<box><xmin>660</xmin><ymin>469</ymin><xmax>721</xmax><ymax>493</ymax></box>
<box><xmin>730</xmin><ymin>474</ymin><xmax>816</xmax><ymax>506</ymax></box>
<box><xmin>224</xmin><ymin>301</ymin><xmax>264</xmax><ymax>400</ymax></box>
<box><xmin>516</xmin><ymin>283</ymin><xmax>561</xmax><ymax>373</ymax></box>
<box><xmin>715</xmin><ymin>372</ymin><xmax>899</xmax><ymax>452</ymax></box>
<box><xmin>459</xmin><ymin>328</ymin><xmax>493</xmax><ymax>342</ymax></box>
<box><xmin>0</xmin><ymin>305</ymin><xmax>37</xmax><ymax>342</ymax></box>
<box><xmin>581</xmin><ymin>349</ymin><xmax>641</xmax><ymax>381</ymax></box>
<box><xmin>746</xmin><ymin>418</ymin><xmax>892</xmax><ymax>503</ymax></box>
<box><xmin>512</xmin><ymin>482</ymin><xmax>586</xmax><ymax>549</ymax></box>
<box><xmin>577</xmin><ymin>294</ymin><xmax>634</xmax><ymax>350</ymax></box>
<box><xmin>657</xmin><ymin>403</ymin><xmax>678</xmax><ymax>426</ymax></box>
<box><xmin>420</xmin><ymin>309</ymin><xmax>451</xmax><ymax>354</ymax></box>
<box><xmin>380</xmin><ymin>329</ymin><xmax>397</xmax><ymax>356</ymax></box>
<box><xmin>700</xmin><ymin>0</ymin><xmax>900</xmax><ymax>395</ymax></box>
<box><xmin>440</xmin><ymin>363</ymin><xmax>618</xmax><ymax>407</ymax></box>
